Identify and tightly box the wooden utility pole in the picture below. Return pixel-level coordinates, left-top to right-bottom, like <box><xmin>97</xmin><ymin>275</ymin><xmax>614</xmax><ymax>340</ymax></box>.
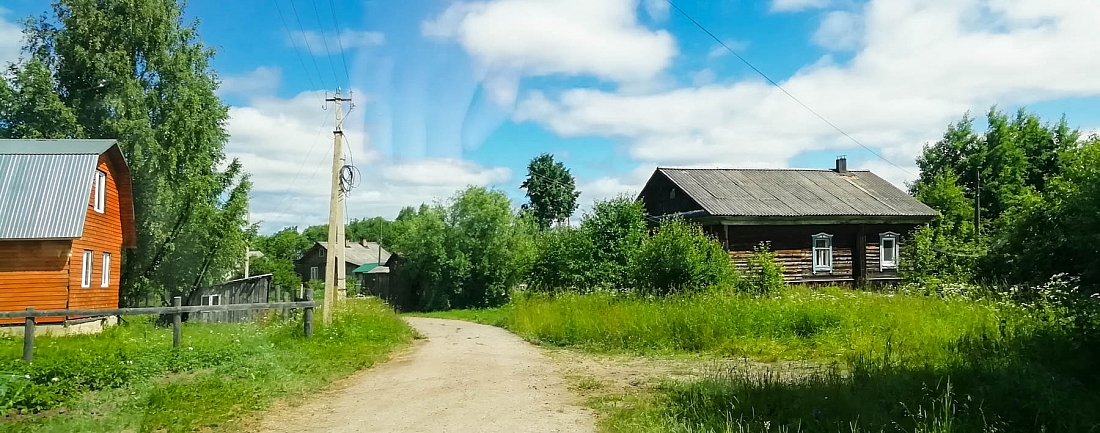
<box><xmin>323</xmin><ymin>89</ymin><xmax>352</xmax><ymax>325</ymax></box>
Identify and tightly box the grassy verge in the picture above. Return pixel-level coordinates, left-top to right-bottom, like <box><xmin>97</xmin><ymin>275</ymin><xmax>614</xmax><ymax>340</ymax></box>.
<box><xmin>406</xmin><ymin>305</ymin><xmax>512</xmax><ymax>327</ymax></box>
<box><xmin>428</xmin><ymin>288</ymin><xmax>1100</xmax><ymax>432</ymax></box>
<box><xmin>0</xmin><ymin>298</ymin><xmax>413</xmax><ymax>433</ymax></box>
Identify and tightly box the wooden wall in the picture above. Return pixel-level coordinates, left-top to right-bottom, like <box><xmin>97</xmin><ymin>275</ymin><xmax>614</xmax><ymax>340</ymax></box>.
<box><xmin>638</xmin><ymin>172</ymin><xmax>704</xmax><ymax>217</ymax></box>
<box><xmin>0</xmin><ymin>240</ymin><xmax>72</xmax><ymax>324</ymax></box>
<box><xmin>722</xmin><ymin>224</ymin><xmax>915</xmax><ymax>284</ymax></box>
<box><xmin>68</xmin><ymin>155</ymin><xmax>124</xmax><ymax>313</ymax></box>
<box><xmin>187</xmin><ymin>275</ymin><xmax>271</xmax><ymax>323</ymax></box>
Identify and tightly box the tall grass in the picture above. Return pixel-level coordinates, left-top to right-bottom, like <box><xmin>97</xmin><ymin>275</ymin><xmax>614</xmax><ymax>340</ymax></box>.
<box><xmin>0</xmin><ymin>298</ymin><xmax>413</xmax><ymax>432</ymax></box>
<box><xmin>441</xmin><ymin>287</ymin><xmax>1100</xmax><ymax>432</ymax></box>
<box><xmin>505</xmin><ymin>288</ymin><xmax>1035</xmax><ymax>365</ymax></box>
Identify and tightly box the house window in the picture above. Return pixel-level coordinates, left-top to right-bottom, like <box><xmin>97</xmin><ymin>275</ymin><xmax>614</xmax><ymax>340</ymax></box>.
<box><xmin>200</xmin><ymin>294</ymin><xmax>221</xmax><ymax>306</ymax></box>
<box><xmin>880</xmin><ymin>232</ymin><xmax>899</xmax><ymax>270</ymax></box>
<box><xmin>310</xmin><ymin>266</ymin><xmax>319</xmax><ymax>280</ymax></box>
<box><xmin>101</xmin><ymin>253</ymin><xmax>111</xmax><ymax>287</ymax></box>
<box><xmin>93</xmin><ymin>170</ymin><xmax>106</xmax><ymax>213</ymax></box>
<box><xmin>812</xmin><ymin>233</ymin><xmax>833</xmax><ymax>272</ymax></box>
<box><xmin>81</xmin><ymin>250</ymin><xmax>93</xmax><ymax>288</ymax></box>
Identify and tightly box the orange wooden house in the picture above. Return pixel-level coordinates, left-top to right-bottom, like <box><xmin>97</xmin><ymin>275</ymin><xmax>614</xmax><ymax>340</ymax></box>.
<box><xmin>0</xmin><ymin>139</ymin><xmax>137</xmax><ymax>327</ymax></box>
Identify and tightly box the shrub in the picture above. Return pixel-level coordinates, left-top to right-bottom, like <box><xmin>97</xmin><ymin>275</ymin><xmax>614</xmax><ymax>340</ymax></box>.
<box><xmin>527</xmin><ymin>227</ymin><xmax>595</xmax><ymax>293</ymax></box>
<box><xmin>579</xmin><ymin>196</ymin><xmax>647</xmax><ymax>291</ymax></box>
<box><xmin>740</xmin><ymin>242</ymin><xmax>785</xmax><ymax>295</ymax></box>
<box><xmin>632</xmin><ymin>219</ymin><xmax>736</xmax><ymax>296</ymax></box>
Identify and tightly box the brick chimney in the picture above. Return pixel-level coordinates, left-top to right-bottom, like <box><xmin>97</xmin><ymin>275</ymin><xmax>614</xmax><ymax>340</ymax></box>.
<box><xmin>835</xmin><ymin>156</ymin><xmax>847</xmax><ymax>174</ymax></box>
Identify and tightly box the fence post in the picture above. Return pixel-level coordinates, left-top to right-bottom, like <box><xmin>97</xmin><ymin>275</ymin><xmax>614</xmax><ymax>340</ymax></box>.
<box><xmin>303</xmin><ymin>288</ymin><xmax>314</xmax><ymax>338</ymax></box>
<box><xmin>22</xmin><ymin>307</ymin><xmax>34</xmax><ymax>363</ymax></box>
<box><xmin>172</xmin><ymin>296</ymin><xmax>182</xmax><ymax>348</ymax></box>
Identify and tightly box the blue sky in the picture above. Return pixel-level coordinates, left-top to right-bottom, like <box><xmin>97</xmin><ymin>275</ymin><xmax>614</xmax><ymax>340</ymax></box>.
<box><xmin>3</xmin><ymin>0</ymin><xmax>1099</xmax><ymax>233</ymax></box>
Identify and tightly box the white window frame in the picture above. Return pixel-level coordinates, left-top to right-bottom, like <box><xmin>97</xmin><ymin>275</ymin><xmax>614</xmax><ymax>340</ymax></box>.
<box><xmin>310</xmin><ymin>266</ymin><xmax>319</xmax><ymax>280</ymax></box>
<box><xmin>812</xmin><ymin>233</ymin><xmax>833</xmax><ymax>273</ymax></box>
<box><xmin>200</xmin><ymin>294</ymin><xmax>221</xmax><ymax>306</ymax></box>
<box><xmin>101</xmin><ymin>253</ymin><xmax>111</xmax><ymax>287</ymax></box>
<box><xmin>81</xmin><ymin>250</ymin><xmax>93</xmax><ymax>288</ymax></box>
<box><xmin>880</xmin><ymin>232</ymin><xmax>900</xmax><ymax>270</ymax></box>
<box><xmin>93</xmin><ymin>170</ymin><xmax>106</xmax><ymax>213</ymax></box>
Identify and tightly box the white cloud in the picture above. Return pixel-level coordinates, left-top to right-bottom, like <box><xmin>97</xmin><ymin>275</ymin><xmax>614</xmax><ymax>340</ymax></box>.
<box><xmin>516</xmin><ymin>0</ymin><xmax>1100</xmax><ymax>189</ymax></box>
<box><xmin>813</xmin><ymin>10</ymin><xmax>862</xmax><ymax>50</ymax></box>
<box><xmin>225</xmin><ymin>88</ymin><xmax>511</xmax><ymax>232</ymax></box>
<box><xmin>0</xmin><ymin>8</ymin><xmax>22</xmax><ymax>67</ymax></box>
<box><xmin>219</xmin><ymin>67</ymin><xmax>282</xmax><ymax>98</ymax></box>
<box><xmin>707</xmin><ymin>40</ymin><xmax>750</xmax><ymax>59</ymax></box>
<box><xmin>691</xmin><ymin>68</ymin><xmax>716</xmax><ymax>86</ymax></box>
<box><xmin>289</xmin><ymin>29</ymin><xmax>385</xmax><ymax>55</ymax></box>
<box><xmin>643</xmin><ymin>0</ymin><xmax>670</xmax><ymax>21</ymax></box>
<box><xmin>771</xmin><ymin>0</ymin><xmax>831</xmax><ymax>13</ymax></box>
<box><xmin>422</xmin><ymin>0</ymin><xmax>677</xmax><ymax>83</ymax></box>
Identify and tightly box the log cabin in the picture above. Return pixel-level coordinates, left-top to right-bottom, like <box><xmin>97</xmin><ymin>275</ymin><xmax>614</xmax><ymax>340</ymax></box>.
<box><xmin>637</xmin><ymin>158</ymin><xmax>936</xmax><ymax>285</ymax></box>
<box><xmin>0</xmin><ymin>139</ymin><xmax>137</xmax><ymax>329</ymax></box>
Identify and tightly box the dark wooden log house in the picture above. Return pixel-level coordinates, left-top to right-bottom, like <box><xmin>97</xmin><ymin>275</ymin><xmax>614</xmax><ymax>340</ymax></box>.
<box><xmin>637</xmin><ymin>158</ymin><xmax>936</xmax><ymax>285</ymax></box>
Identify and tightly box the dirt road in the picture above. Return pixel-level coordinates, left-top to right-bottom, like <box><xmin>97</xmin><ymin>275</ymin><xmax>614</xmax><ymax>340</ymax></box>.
<box><xmin>258</xmin><ymin>317</ymin><xmax>596</xmax><ymax>433</ymax></box>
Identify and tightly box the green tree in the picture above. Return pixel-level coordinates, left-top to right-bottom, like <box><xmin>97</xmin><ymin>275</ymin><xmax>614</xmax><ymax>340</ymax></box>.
<box><xmin>579</xmin><ymin>196</ymin><xmax>648</xmax><ymax>291</ymax></box>
<box><xmin>390</xmin><ymin>188</ymin><xmax>534</xmax><ymax>311</ymax></box>
<box><xmin>2</xmin><ymin>0</ymin><xmax>250</xmax><ymax>305</ymax></box>
<box><xmin>301</xmin><ymin>224</ymin><xmax>328</xmax><ymax>242</ymax></box>
<box><xmin>633</xmin><ymin>218</ymin><xmax>736</xmax><ymax>296</ymax></box>
<box><xmin>520</xmin><ymin>153</ymin><xmax>580</xmax><ymax>230</ymax></box>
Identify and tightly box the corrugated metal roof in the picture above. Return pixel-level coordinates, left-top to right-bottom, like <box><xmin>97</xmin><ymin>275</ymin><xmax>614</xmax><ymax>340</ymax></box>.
<box><xmin>317</xmin><ymin>241</ymin><xmax>392</xmax><ymax>266</ymax></box>
<box><xmin>0</xmin><ymin>153</ymin><xmax>99</xmax><ymax>239</ymax></box>
<box><xmin>656</xmin><ymin>168</ymin><xmax>936</xmax><ymax>218</ymax></box>
<box><xmin>1</xmin><ymin>139</ymin><xmax>117</xmax><ymax>155</ymax></box>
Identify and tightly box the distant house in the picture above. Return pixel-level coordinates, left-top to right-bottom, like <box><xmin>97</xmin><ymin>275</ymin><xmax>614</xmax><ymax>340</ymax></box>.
<box><xmin>295</xmin><ymin>240</ymin><xmax>391</xmax><ymax>293</ymax></box>
<box><xmin>188</xmin><ymin>274</ymin><xmax>273</xmax><ymax>323</ymax></box>
<box><xmin>0</xmin><ymin>139</ymin><xmax>137</xmax><ymax>329</ymax></box>
<box><xmin>637</xmin><ymin>158</ymin><xmax>936</xmax><ymax>285</ymax></box>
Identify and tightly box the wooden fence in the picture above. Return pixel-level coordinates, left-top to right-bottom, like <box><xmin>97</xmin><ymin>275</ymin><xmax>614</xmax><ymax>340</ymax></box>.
<box><xmin>0</xmin><ymin>290</ymin><xmax>316</xmax><ymax>363</ymax></box>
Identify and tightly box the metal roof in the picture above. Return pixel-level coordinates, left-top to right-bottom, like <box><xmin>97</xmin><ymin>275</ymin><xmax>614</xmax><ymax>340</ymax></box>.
<box><xmin>1</xmin><ymin>139</ymin><xmax>118</xmax><ymax>155</ymax></box>
<box><xmin>0</xmin><ymin>153</ymin><xmax>100</xmax><ymax>240</ymax></box>
<box><xmin>655</xmin><ymin>168</ymin><xmax>936</xmax><ymax>218</ymax></box>
<box><xmin>317</xmin><ymin>241</ymin><xmax>392</xmax><ymax>266</ymax></box>
<box><xmin>0</xmin><ymin>139</ymin><xmax>138</xmax><ymax>246</ymax></box>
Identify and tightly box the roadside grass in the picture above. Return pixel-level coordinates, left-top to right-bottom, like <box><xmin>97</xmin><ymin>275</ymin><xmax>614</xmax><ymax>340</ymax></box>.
<box><xmin>429</xmin><ymin>287</ymin><xmax>1100</xmax><ymax>432</ymax></box>
<box><xmin>407</xmin><ymin>305</ymin><xmax>512</xmax><ymax>328</ymax></box>
<box><xmin>0</xmin><ymin>298</ymin><xmax>413</xmax><ymax>433</ymax></box>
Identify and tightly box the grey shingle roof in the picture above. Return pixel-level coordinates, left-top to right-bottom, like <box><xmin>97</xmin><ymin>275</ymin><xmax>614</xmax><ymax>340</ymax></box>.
<box><xmin>317</xmin><ymin>241</ymin><xmax>392</xmax><ymax>266</ymax></box>
<box><xmin>658</xmin><ymin>168</ymin><xmax>936</xmax><ymax>218</ymax></box>
<box><xmin>0</xmin><ymin>140</ymin><xmax>119</xmax><ymax>240</ymax></box>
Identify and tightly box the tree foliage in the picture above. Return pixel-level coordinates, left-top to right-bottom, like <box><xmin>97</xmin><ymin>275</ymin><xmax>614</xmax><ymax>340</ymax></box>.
<box><xmin>910</xmin><ymin>108</ymin><xmax>1095</xmax><ymax>290</ymax></box>
<box><xmin>633</xmin><ymin>218</ymin><xmax>736</xmax><ymax>296</ymax></box>
<box><xmin>1</xmin><ymin>0</ymin><xmax>250</xmax><ymax>305</ymax></box>
<box><xmin>520</xmin><ymin>153</ymin><xmax>580</xmax><ymax>230</ymax></box>
<box><xmin>390</xmin><ymin>187</ymin><xmax>535</xmax><ymax>311</ymax></box>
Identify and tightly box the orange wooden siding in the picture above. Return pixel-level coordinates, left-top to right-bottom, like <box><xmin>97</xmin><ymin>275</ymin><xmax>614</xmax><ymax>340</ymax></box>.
<box><xmin>0</xmin><ymin>240</ymin><xmax>71</xmax><ymax>324</ymax></box>
<box><xmin>68</xmin><ymin>155</ymin><xmax>124</xmax><ymax>312</ymax></box>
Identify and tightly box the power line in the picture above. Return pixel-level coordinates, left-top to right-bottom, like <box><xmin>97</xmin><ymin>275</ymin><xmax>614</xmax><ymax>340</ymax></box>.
<box><xmin>326</xmin><ymin>0</ymin><xmax>353</xmax><ymax>84</ymax></box>
<box><xmin>664</xmin><ymin>0</ymin><xmax>915</xmax><ymax>177</ymax></box>
<box><xmin>310</xmin><ymin>0</ymin><xmax>342</xmax><ymax>86</ymax></box>
<box><xmin>270</xmin><ymin>108</ymin><xmax>333</xmax><ymax>213</ymax></box>
<box><xmin>287</xmin><ymin>0</ymin><xmax>328</xmax><ymax>89</ymax></box>
<box><xmin>272</xmin><ymin>0</ymin><xmax>321</xmax><ymax>99</ymax></box>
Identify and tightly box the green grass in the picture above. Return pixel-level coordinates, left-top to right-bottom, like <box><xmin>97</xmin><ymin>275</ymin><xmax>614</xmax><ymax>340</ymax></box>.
<box><xmin>430</xmin><ymin>288</ymin><xmax>1100</xmax><ymax>432</ymax></box>
<box><xmin>0</xmin><ymin>298</ymin><xmax>413</xmax><ymax>433</ymax></box>
<box><xmin>406</xmin><ymin>305</ymin><xmax>512</xmax><ymax>327</ymax></box>
<box><xmin>505</xmin><ymin>287</ymin><xmax>1036</xmax><ymax>365</ymax></box>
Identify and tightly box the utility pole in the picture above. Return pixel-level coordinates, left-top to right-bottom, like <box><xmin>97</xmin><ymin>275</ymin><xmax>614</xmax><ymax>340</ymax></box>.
<box><xmin>323</xmin><ymin>89</ymin><xmax>352</xmax><ymax>325</ymax></box>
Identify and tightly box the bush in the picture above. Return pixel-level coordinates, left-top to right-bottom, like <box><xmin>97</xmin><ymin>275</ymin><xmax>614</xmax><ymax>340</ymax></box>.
<box><xmin>527</xmin><ymin>227</ymin><xmax>595</xmax><ymax>293</ymax></box>
<box><xmin>740</xmin><ymin>242</ymin><xmax>785</xmax><ymax>295</ymax></box>
<box><xmin>632</xmin><ymin>219</ymin><xmax>737</xmax><ymax>296</ymax></box>
<box><xmin>579</xmin><ymin>196</ymin><xmax>647</xmax><ymax>291</ymax></box>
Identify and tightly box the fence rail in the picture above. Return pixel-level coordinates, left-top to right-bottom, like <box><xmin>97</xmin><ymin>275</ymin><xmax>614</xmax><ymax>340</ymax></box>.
<box><xmin>7</xmin><ymin>291</ymin><xmax>316</xmax><ymax>363</ymax></box>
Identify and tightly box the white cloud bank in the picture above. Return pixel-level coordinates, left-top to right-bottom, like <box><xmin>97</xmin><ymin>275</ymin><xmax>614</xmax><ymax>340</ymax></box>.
<box><xmin>422</xmin><ymin>0</ymin><xmax>677</xmax><ymax>83</ymax></box>
<box><xmin>222</xmin><ymin>79</ymin><xmax>511</xmax><ymax>231</ymax></box>
<box><xmin>510</xmin><ymin>0</ymin><xmax>1100</xmax><ymax>188</ymax></box>
<box><xmin>0</xmin><ymin>9</ymin><xmax>23</xmax><ymax>67</ymax></box>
